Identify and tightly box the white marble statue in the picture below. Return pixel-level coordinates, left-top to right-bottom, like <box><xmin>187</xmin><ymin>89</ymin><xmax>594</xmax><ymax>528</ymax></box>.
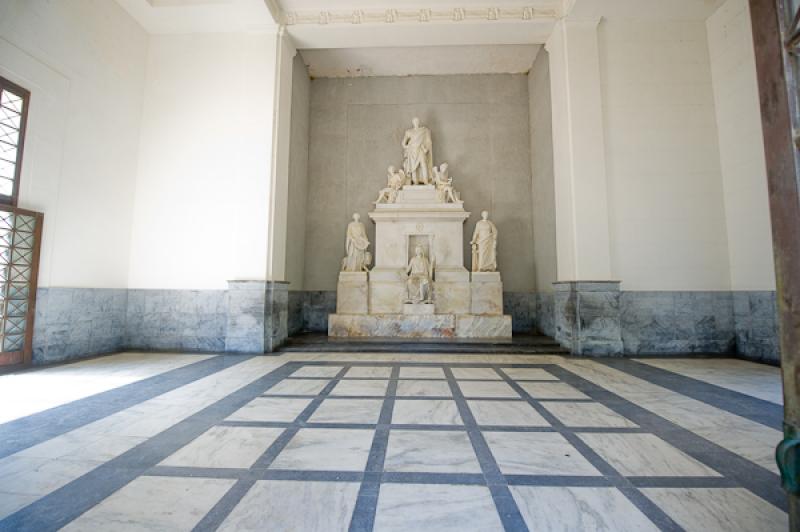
<box><xmin>405</xmin><ymin>245</ymin><xmax>434</xmax><ymax>303</ymax></box>
<box><xmin>341</xmin><ymin>213</ymin><xmax>371</xmax><ymax>272</ymax></box>
<box><xmin>471</xmin><ymin>210</ymin><xmax>498</xmax><ymax>272</ymax></box>
<box><xmin>375</xmin><ymin>166</ymin><xmax>406</xmax><ymax>204</ymax></box>
<box><xmin>433</xmin><ymin>163</ymin><xmax>461</xmax><ymax>203</ymax></box>
<box><xmin>402</xmin><ymin>118</ymin><xmax>433</xmax><ymax>185</ymax></box>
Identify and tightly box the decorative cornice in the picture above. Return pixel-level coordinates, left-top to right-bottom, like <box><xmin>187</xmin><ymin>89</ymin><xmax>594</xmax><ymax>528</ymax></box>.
<box><xmin>284</xmin><ymin>6</ymin><xmax>560</xmax><ymax>26</ymax></box>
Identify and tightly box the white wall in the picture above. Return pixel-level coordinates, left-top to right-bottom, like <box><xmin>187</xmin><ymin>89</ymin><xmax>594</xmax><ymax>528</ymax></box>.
<box><xmin>599</xmin><ymin>19</ymin><xmax>732</xmax><ymax>290</ymax></box>
<box><xmin>0</xmin><ymin>0</ymin><xmax>148</xmax><ymax>288</ymax></box>
<box><xmin>707</xmin><ymin>0</ymin><xmax>775</xmax><ymax>290</ymax></box>
<box><xmin>127</xmin><ymin>32</ymin><xmax>278</xmax><ymax>290</ymax></box>
<box><xmin>528</xmin><ymin>50</ymin><xmax>557</xmax><ymax>293</ymax></box>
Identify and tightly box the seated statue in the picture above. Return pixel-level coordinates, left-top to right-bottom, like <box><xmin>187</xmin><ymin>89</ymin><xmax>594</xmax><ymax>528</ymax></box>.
<box><xmin>375</xmin><ymin>166</ymin><xmax>406</xmax><ymax>204</ymax></box>
<box><xmin>405</xmin><ymin>245</ymin><xmax>434</xmax><ymax>303</ymax></box>
<box><xmin>432</xmin><ymin>163</ymin><xmax>460</xmax><ymax>203</ymax></box>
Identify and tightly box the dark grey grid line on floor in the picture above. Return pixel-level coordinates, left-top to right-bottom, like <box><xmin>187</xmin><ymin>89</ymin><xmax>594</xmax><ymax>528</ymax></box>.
<box><xmin>193</xmin><ymin>365</ymin><xmax>354</xmax><ymax>532</ymax></box>
<box><xmin>218</xmin><ymin>420</ymin><xmax>648</xmax><ymax>433</ymax></box>
<box><xmin>348</xmin><ymin>366</ymin><xmax>399</xmax><ymax>532</ymax></box>
<box><xmin>600</xmin><ymin>358</ymin><xmax>783</xmax><ymax>430</ymax></box>
<box><xmin>0</xmin><ymin>360</ymin><xmax>305</xmax><ymax>532</ymax></box>
<box><xmin>441</xmin><ymin>366</ymin><xmax>529</xmax><ymax>531</ymax></box>
<box><xmin>544</xmin><ymin>364</ymin><xmax>788</xmax><ymax>512</ymax></box>
<box><xmin>493</xmin><ymin>367</ymin><xmax>683</xmax><ymax>531</ymax></box>
<box><xmin>0</xmin><ymin>354</ymin><xmax>245</xmax><ymax>460</ymax></box>
<box><xmin>1</xmin><ymin>360</ymin><xmax>786</xmax><ymax>532</ymax></box>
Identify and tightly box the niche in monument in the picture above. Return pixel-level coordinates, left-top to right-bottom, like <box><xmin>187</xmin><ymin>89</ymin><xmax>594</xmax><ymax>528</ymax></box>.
<box><xmin>329</xmin><ymin>118</ymin><xmax>511</xmax><ymax>339</ymax></box>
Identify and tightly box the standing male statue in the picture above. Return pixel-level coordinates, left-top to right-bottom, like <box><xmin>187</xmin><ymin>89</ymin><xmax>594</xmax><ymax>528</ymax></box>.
<box><xmin>471</xmin><ymin>211</ymin><xmax>498</xmax><ymax>272</ymax></box>
<box><xmin>405</xmin><ymin>245</ymin><xmax>434</xmax><ymax>303</ymax></box>
<box><xmin>341</xmin><ymin>213</ymin><xmax>371</xmax><ymax>272</ymax></box>
<box><xmin>402</xmin><ymin>117</ymin><xmax>433</xmax><ymax>185</ymax></box>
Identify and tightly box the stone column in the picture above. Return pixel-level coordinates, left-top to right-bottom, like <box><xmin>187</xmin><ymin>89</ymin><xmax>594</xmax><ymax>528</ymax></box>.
<box><xmin>554</xmin><ymin>281</ymin><xmax>623</xmax><ymax>355</ymax></box>
<box><xmin>546</xmin><ymin>18</ymin><xmax>613</xmax><ymax>281</ymax></box>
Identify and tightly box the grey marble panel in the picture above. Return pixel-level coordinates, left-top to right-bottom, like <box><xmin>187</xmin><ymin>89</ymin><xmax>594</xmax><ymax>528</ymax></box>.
<box><xmin>534</xmin><ymin>292</ymin><xmax>555</xmax><ymax>338</ymax></box>
<box><xmin>303</xmin><ymin>290</ymin><xmax>336</xmax><ymax>333</ymax></box>
<box><xmin>732</xmin><ymin>291</ymin><xmax>779</xmax><ymax>364</ymax></box>
<box><xmin>503</xmin><ymin>292</ymin><xmax>535</xmax><ymax>333</ymax></box>
<box><xmin>264</xmin><ymin>282</ymin><xmax>289</xmax><ymax>352</ymax></box>
<box><xmin>288</xmin><ymin>291</ymin><xmax>305</xmax><ymax>336</ymax></box>
<box><xmin>33</xmin><ymin>287</ymin><xmax>128</xmax><ymax>365</ymax></box>
<box><xmin>125</xmin><ymin>289</ymin><xmax>227</xmax><ymax>354</ymax></box>
<box><xmin>620</xmin><ymin>291</ymin><xmax>736</xmax><ymax>355</ymax></box>
<box><xmin>552</xmin><ymin>282</ymin><xmax>623</xmax><ymax>355</ymax></box>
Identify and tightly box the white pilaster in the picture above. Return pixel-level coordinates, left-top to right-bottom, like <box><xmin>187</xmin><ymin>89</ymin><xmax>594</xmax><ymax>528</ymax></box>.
<box><xmin>546</xmin><ymin>18</ymin><xmax>613</xmax><ymax>281</ymax></box>
<box><xmin>266</xmin><ymin>27</ymin><xmax>296</xmax><ymax>282</ymax></box>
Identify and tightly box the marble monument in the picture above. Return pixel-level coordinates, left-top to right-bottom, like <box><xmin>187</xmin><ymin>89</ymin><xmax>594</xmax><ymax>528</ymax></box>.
<box><xmin>329</xmin><ymin>118</ymin><xmax>511</xmax><ymax>339</ymax></box>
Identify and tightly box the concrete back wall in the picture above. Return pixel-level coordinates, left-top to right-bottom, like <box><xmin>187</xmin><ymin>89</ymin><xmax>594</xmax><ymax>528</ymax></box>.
<box><xmin>304</xmin><ymin>74</ymin><xmax>536</xmax><ymax>292</ymax></box>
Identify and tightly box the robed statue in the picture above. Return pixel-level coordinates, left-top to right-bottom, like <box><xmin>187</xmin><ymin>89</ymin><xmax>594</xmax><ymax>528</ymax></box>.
<box><xmin>402</xmin><ymin>118</ymin><xmax>433</xmax><ymax>185</ymax></box>
<box><xmin>341</xmin><ymin>213</ymin><xmax>371</xmax><ymax>272</ymax></box>
<box><xmin>471</xmin><ymin>211</ymin><xmax>498</xmax><ymax>272</ymax></box>
<box><xmin>433</xmin><ymin>163</ymin><xmax>460</xmax><ymax>203</ymax></box>
<box><xmin>406</xmin><ymin>245</ymin><xmax>434</xmax><ymax>303</ymax></box>
<box><xmin>375</xmin><ymin>166</ymin><xmax>406</xmax><ymax>204</ymax></box>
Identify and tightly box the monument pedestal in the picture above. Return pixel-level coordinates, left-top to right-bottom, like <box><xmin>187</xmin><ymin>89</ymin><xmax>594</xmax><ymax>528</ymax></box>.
<box><xmin>471</xmin><ymin>271</ymin><xmax>503</xmax><ymax>315</ymax></box>
<box><xmin>336</xmin><ymin>272</ymin><xmax>368</xmax><ymax>314</ymax></box>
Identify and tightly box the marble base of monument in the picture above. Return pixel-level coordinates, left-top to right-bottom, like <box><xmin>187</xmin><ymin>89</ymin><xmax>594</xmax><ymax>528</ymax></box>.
<box><xmin>336</xmin><ymin>272</ymin><xmax>369</xmax><ymax>314</ymax></box>
<box><xmin>471</xmin><ymin>272</ymin><xmax>503</xmax><ymax>315</ymax></box>
<box><xmin>328</xmin><ymin>313</ymin><xmax>511</xmax><ymax>339</ymax></box>
<box><xmin>403</xmin><ymin>302</ymin><xmax>435</xmax><ymax>315</ymax></box>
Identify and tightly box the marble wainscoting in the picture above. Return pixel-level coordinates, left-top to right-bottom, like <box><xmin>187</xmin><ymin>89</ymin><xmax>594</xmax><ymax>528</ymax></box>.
<box><xmin>502</xmin><ymin>292</ymin><xmax>536</xmax><ymax>333</ymax></box>
<box><xmin>33</xmin><ymin>288</ymin><xmax>127</xmax><ymax>365</ymax></box>
<box><xmin>534</xmin><ymin>292</ymin><xmax>556</xmax><ymax>338</ymax></box>
<box><xmin>126</xmin><ymin>289</ymin><xmax>228</xmax><ymax>353</ymax></box>
<box><xmin>553</xmin><ymin>282</ymin><xmax>624</xmax><ymax>356</ymax></box>
<box><xmin>620</xmin><ymin>292</ymin><xmax>736</xmax><ymax>356</ymax></box>
<box><xmin>288</xmin><ymin>291</ymin><xmax>305</xmax><ymax>336</ymax></box>
<box><xmin>732</xmin><ymin>291</ymin><xmax>780</xmax><ymax>364</ymax></box>
<box><xmin>224</xmin><ymin>281</ymin><xmax>289</xmax><ymax>354</ymax></box>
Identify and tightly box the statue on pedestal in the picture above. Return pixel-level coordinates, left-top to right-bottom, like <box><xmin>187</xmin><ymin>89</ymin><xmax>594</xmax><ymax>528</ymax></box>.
<box><xmin>405</xmin><ymin>245</ymin><xmax>434</xmax><ymax>303</ymax></box>
<box><xmin>402</xmin><ymin>118</ymin><xmax>433</xmax><ymax>185</ymax></box>
<box><xmin>341</xmin><ymin>213</ymin><xmax>371</xmax><ymax>272</ymax></box>
<box><xmin>433</xmin><ymin>163</ymin><xmax>461</xmax><ymax>203</ymax></box>
<box><xmin>471</xmin><ymin>210</ymin><xmax>498</xmax><ymax>272</ymax></box>
<box><xmin>375</xmin><ymin>166</ymin><xmax>406</xmax><ymax>204</ymax></box>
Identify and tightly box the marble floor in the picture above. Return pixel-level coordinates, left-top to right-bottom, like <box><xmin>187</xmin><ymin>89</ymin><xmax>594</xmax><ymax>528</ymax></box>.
<box><xmin>0</xmin><ymin>352</ymin><xmax>787</xmax><ymax>531</ymax></box>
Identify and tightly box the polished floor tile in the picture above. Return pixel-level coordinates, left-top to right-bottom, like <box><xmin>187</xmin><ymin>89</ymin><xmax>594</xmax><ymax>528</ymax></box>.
<box><xmin>61</xmin><ymin>476</ymin><xmax>235</xmax><ymax>531</ymax></box>
<box><xmin>395</xmin><ymin>380</ymin><xmax>452</xmax><ymax>397</ymax></box>
<box><xmin>483</xmin><ymin>432</ymin><xmax>599</xmax><ymax>476</ymax></box>
<box><xmin>501</xmin><ymin>367</ymin><xmax>558</xmax><ymax>381</ymax></box>
<box><xmin>450</xmin><ymin>368</ymin><xmax>501</xmax><ymax>380</ymax></box>
<box><xmin>218</xmin><ymin>480</ymin><xmax>361</xmax><ymax>532</ymax></box>
<box><xmin>269</xmin><ymin>428</ymin><xmax>374</xmax><ymax>471</ymax></box>
<box><xmin>399</xmin><ymin>367</ymin><xmax>446</xmax><ymax>379</ymax></box>
<box><xmin>344</xmin><ymin>366</ymin><xmax>393</xmax><ymax>379</ymax></box>
<box><xmin>308</xmin><ymin>398</ymin><xmax>384</xmax><ymax>424</ymax></box>
<box><xmin>291</xmin><ymin>366</ymin><xmax>343</xmax><ymax>378</ymax></box>
<box><xmin>467</xmin><ymin>400</ymin><xmax>549</xmax><ymax>427</ymax></box>
<box><xmin>391</xmin><ymin>399</ymin><xmax>462</xmax><ymax>425</ymax></box>
<box><xmin>577</xmin><ymin>433</ymin><xmax>721</xmax><ymax>477</ymax></box>
<box><xmin>542</xmin><ymin>402</ymin><xmax>638</xmax><ymax>428</ymax></box>
<box><xmin>458</xmin><ymin>381</ymin><xmax>519</xmax><ymax>399</ymax></box>
<box><xmin>227</xmin><ymin>397</ymin><xmax>313</xmax><ymax>423</ymax></box>
<box><xmin>519</xmin><ymin>381</ymin><xmax>589</xmax><ymax>400</ymax></box>
<box><xmin>330</xmin><ymin>380</ymin><xmax>389</xmax><ymax>397</ymax></box>
<box><xmin>264</xmin><ymin>379</ymin><xmax>330</xmax><ymax>396</ymax></box>
<box><xmin>641</xmin><ymin>487</ymin><xmax>787</xmax><ymax>531</ymax></box>
<box><xmin>384</xmin><ymin>430</ymin><xmax>481</xmax><ymax>473</ymax></box>
<box><xmin>160</xmin><ymin>426</ymin><xmax>284</xmax><ymax>469</ymax></box>
<box><xmin>374</xmin><ymin>483</ymin><xmax>503</xmax><ymax>532</ymax></box>
<box><xmin>511</xmin><ymin>486</ymin><xmax>659</xmax><ymax>531</ymax></box>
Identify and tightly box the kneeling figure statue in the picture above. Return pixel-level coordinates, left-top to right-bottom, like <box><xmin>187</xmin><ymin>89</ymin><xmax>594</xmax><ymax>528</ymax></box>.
<box><xmin>405</xmin><ymin>245</ymin><xmax>434</xmax><ymax>303</ymax></box>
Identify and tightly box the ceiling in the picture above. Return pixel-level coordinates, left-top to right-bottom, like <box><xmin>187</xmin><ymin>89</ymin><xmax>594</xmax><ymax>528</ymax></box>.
<box><xmin>114</xmin><ymin>0</ymin><xmax>729</xmax><ymax>76</ymax></box>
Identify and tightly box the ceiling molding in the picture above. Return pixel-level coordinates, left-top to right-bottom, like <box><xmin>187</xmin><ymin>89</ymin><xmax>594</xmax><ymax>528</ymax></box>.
<box><xmin>284</xmin><ymin>5</ymin><xmax>561</xmax><ymax>26</ymax></box>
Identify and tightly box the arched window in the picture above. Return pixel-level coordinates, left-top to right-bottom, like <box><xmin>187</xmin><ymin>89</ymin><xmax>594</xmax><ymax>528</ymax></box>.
<box><xmin>0</xmin><ymin>77</ymin><xmax>30</xmax><ymax>206</ymax></box>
